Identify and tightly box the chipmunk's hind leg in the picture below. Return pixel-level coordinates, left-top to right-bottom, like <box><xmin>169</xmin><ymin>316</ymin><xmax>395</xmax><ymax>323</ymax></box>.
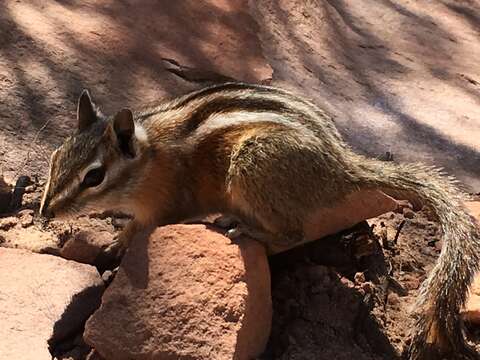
<box><xmin>225</xmin><ymin>129</ymin><xmax>326</xmax><ymax>253</ymax></box>
<box><xmin>212</xmin><ymin>212</ymin><xmax>296</xmax><ymax>250</ymax></box>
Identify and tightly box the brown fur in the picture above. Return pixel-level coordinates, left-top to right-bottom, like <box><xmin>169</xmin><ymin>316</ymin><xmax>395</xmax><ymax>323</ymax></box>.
<box><xmin>41</xmin><ymin>82</ymin><xmax>480</xmax><ymax>359</ymax></box>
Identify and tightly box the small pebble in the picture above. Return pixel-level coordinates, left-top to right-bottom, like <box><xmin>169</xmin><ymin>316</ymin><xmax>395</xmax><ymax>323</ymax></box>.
<box><xmin>402</xmin><ymin>274</ymin><xmax>421</xmax><ymax>290</ymax></box>
<box><xmin>387</xmin><ymin>292</ymin><xmax>400</xmax><ymax>306</ymax></box>
<box><xmin>18</xmin><ymin>209</ymin><xmax>34</xmax><ymax>228</ymax></box>
<box><xmin>427</xmin><ymin>239</ymin><xmax>437</xmax><ymax>247</ymax></box>
<box><xmin>340</xmin><ymin>276</ymin><xmax>355</xmax><ymax>288</ymax></box>
<box><xmin>403</xmin><ymin>208</ymin><xmax>415</xmax><ymax>219</ymax></box>
<box><xmin>420</xmin><ymin>246</ymin><xmax>437</xmax><ymax>257</ymax></box>
<box><xmin>0</xmin><ymin>216</ymin><xmax>18</xmax><ymax>230</ymax></box>
<box><xmin>101</xmin><ymin>270</ymin><xmax>115</xmax><ymax>284</ymax></box>
<box><xmin>354</xmin><ymin>272</ymin><xmax>366</xmax><ymax>284</ymax></box>
<box><xmin>415</xmin><ymin>221</ymin><xmax>426</xmax><ymax>229</ymax></box>
<box><xmin>361</xmin><ymin>281</ymin><xmax>374</xmax><ymax>294</ymax></box>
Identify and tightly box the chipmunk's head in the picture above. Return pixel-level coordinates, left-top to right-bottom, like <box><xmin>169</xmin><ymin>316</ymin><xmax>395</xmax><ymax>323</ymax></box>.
<box><xmin>40</xmin><ymin>90</ymin><xmax>148</xmax><ymax>219</ymax></box>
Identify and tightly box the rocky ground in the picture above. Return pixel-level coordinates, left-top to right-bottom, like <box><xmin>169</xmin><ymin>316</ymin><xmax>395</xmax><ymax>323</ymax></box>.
<box><xmin>1</xmin><ymin>0</ymin><xmax>480</xmax><ymax>359</ymax></box>
<box><xmin>265</xmin><ymin>202</ymin><xmax>480</xmax><ymax>360</ymax></box>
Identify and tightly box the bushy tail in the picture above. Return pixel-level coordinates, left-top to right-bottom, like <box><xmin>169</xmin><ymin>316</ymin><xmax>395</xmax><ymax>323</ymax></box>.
<box><xmin>358</xmin><ymin>158</ymin><xmax>480</xmax><ymax>359</ymax></box>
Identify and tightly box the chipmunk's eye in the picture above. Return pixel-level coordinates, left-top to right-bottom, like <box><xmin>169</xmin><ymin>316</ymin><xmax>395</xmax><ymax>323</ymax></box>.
<box><xmin>82</xmin><ymin>166</ymin><xmax>105</xmax><ymax>188</ymax></box>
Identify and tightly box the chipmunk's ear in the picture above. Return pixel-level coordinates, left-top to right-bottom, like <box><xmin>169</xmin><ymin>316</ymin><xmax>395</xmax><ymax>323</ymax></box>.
<box><xmin>113</xmin><ymin>108</ymin><xmax>135</xmax><ymax>158</ymax></box>
<box><xmin>77</xmin><ymin>89</ymin><xmax>97</xmax><ymax>132</ymax></box>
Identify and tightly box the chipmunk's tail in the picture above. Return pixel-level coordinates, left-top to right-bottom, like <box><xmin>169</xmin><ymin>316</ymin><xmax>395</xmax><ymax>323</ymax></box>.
<box><xmin>358</xmin><ymin>158</ymin><xmax>480</xmax><ymax>359</ymax></box>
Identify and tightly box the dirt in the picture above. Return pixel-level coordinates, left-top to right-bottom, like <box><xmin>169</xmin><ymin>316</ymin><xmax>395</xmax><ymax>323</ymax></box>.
<box><xmin>257</xmin><ymin>212</ymin><xmax>420</xmax><ymax>359</ymax></box>
<box><xmin>1</xmin><ymin>1</ymin><xmax>480</xmax><ymax>359</ymax></box>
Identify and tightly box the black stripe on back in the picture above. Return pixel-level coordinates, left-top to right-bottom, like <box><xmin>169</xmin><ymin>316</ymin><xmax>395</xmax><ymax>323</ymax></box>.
<box><xmin>179</xmin><ymin>95</ymin><xmax>295</xmax><ymax>137</ymax></box>
<box><xmin>171</xmin><ymin>82</ymin><xmax>270</xmax><ymax>110</ymax></box>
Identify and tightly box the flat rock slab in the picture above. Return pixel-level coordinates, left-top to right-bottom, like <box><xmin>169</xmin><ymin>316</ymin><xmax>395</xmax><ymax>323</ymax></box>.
<box><xmin>0</xmin><ymin>248</ymin><xmax>104</xmax><ymax>360</ymax></box>
<box><xmin>84</xmin><ymin>224</ymin><xmax>272</xmax><ymax>360</ymax></box>
<box><xmin>252</xmin><ymin>1</ymin><xmax>480</xmax><ymax>191</ymax></box>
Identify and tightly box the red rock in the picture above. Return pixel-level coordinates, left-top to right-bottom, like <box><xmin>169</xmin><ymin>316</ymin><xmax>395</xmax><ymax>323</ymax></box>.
<box><xmin>303</xmin><ymin>190</ymin><xmax>400</xmax><ymax>246</ymax></box>
<box><xmin>463</xmin><ymin>201</ymin><xmax>480</xmax><ymax>323</ymax></box>
<box><xmin>466</xmin><ymin>201</ymin><xmax>480</xmax><ymax>223</ymax></box>
<box><xmin>18</xmin><ymin>209</ymin><xmax>34</xmax><ymax>228</ymax></box>
<box><xmin>0</xmin><ymin>248</ymin><xmax>104</xmax><ymax>360</ymax></box>
<box><xmin>0</xmin><ymin>216</ymin><xmax>17</xmax><ymax>230</ymax></box>
<box><xmin>361</xmin><ymin>282</ymin><xmax>374</xmax><ymax>294</ymax></box>
<box><xmin>463</xmin><ymin>278</ymin><xmax>480</xmax><ymax>324</ymax></box>
<box><xmin>0</xmin><ymin>226</ymin><xmax>59</xmax><ymax>253</ymax></box>
<box><xmin>354</xmin><ymin>272</ymin><xmax>366</xmax><ymax>285</ymax></box>
<box><xmin>84</xmin><ymin>224</ymin><xmax>271</xmax><ymax>360</ymax></box>
<box><xmin>60</xmin><ymin>230</ymin><xmax>115</xmax><ymax>265</ymax></box>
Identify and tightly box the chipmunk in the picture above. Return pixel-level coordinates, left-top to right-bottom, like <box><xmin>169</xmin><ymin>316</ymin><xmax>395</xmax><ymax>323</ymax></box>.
<box><xmin>40</xmin><ymin>82</ymin><xmax>480</xmax><ymax>359</ymax></box>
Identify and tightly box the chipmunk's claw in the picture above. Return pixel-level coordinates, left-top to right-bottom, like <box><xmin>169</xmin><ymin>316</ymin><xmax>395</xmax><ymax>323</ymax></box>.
<box><xmin>226</xmin><ymin>227</ymin><xmax>243</xmax><ymax>239</ymax></box>
<box><xmin>95</xmin><ymin>237</ymin><xmax>127</xmax><ymax>271</ymax></box>
<box><xmin>103</xmin><ymin>239</ymin><xmax>126</xmax><ymax>258</ymax></box>
<box><xmin>213</xmin><ymin>214</ymin><xmax>239</xmax><ymax>229</ymax></box>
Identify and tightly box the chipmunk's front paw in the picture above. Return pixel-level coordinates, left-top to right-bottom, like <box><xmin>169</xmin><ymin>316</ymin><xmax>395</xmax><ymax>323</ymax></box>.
<box><xmin>224</xmin><ymin>224</ymin><xmax>268</xmax><ymax>242</ymax></box>
<box><xmin>213</xmin><ymin>214</ymin><xmax>239</xmax><ymax>229</ymax></box>
<box><xmin>93</xmin><ymin>235</ymin><xmax>128</xmax><ymax>271</ymax></box>
<box><xmin>214</xmin><ymin>215</ymin><xmax>247</xmax><ymax>240</ymax></box>
<box><xmin>225</xmin><ymin>227</ymin><xmax>244</xmax><ymax>239</ymax></box>
<box><xmin>102</xmin><ymin>236</ymin><xmax>128</xmax><ymax>259</ymax></box>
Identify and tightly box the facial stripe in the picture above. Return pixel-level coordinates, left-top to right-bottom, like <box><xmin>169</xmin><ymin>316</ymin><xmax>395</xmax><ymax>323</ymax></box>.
<box><xmin>50</xmin><ymin>121</ymin><xmax>108</xmax><ymax>196</ymax></box>
<box><xmin>40</xmin><ymin>148</ymin><xmax>59</xmax><ymax>214</ymax></box>
<box><xmin>83</xmin><ymin>154</ymin><xmax>146</xmax><ymax>207</ymax></box>
<box><xmin>53</xmin><ymin>172</ymin><xmax>82</xmax><ymax>207</ymax></box>
<box><xmin>49</xmin><ymin>156</ymin><xmax>108</xmax><ymax>214</ymax></box>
